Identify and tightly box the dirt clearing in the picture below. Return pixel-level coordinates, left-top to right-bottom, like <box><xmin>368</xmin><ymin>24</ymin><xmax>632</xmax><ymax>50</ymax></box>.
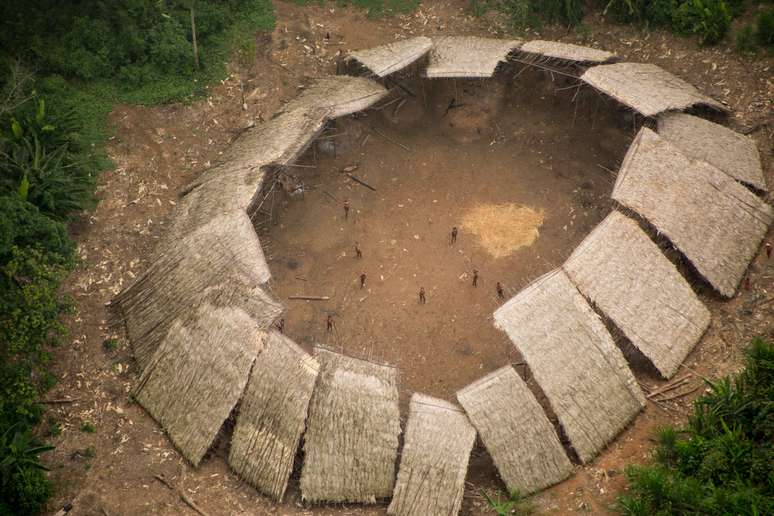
<box><xmin>263</xmin><ymin>72</ymin><xmax>627</xmax><ymax>404</ymax></box>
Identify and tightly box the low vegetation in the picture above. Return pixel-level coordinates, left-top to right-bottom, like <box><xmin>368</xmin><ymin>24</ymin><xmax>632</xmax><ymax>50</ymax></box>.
<box><xmin>482</xmin><ymin>488</ymin><xmax>533</xmax><ymax>515</ymax></box>
<box><xmin>0</xmin><ymin>1</ymin><xmax>276</xmax><ymax>513</ymax></box>
<box><xmin>471</xmin><ymin>0</ymin><xmax>773</xmax><ymax>51</ymax></box>
<box><xmin>618</xmin><ymin>338</ymin><xmax>774</xmax><ymax>515</ymax></box>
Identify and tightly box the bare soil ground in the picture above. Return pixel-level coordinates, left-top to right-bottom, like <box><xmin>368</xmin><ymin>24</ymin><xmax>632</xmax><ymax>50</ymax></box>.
<box><xmin>266</xmin><ymin>73</ymin><xmax>626</xmax><ymax>406</ymax></box>
<box><xmin>43</xmin><ymin>1</ymin><xmax>773</xmax><ymax>515</ymax></box>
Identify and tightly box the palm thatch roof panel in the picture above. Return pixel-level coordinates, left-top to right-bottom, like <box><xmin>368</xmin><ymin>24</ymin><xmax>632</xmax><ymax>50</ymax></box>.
<box><xmin>229</xmin><ymin>331</ymin><xmax>319</xmax><ymax>502</ymax></box>
<box><xmin>581</xmin><ymin>62</ymin><xmax>726</xmax><ymax>117</ymax></box>
<box><xmin>520</xmin><ymin>40</ymin><xmax>617</xmax><ymax>64</ymax></box>
<box><xmin>133</xmin><ymin>304</ymin><xmax>265</xmax><ymax>466</ymax></box>
<box><xmin>279</xmin><ymin>76</ymin><xmax>388</xmax><ymax>118</ymax></box>
<box><xmin>348</xmin><ymin>37</ymin><xmax>434</xmax><ymax>77</ymax></box>
<box><xmin>163</xmin><ymin>167</ymin><xmax>268</xmax><ymax>244</ymax></box>
<box><xmin>657</xmin><ymin>113</ymin><xmax>767</xmax><ymax>191</ymax></box>
<box><xmin>425</xmin><ymin>36</ymin><xmax>521</xmax><ymax>78</ymax></box>
<box><xmin>456</xmin><ymin>367</ymin><xmax>573</xmax><ymax>494</ymax></box>
<box><xmin>168</xmin><ymin>107</ymin><xmax>329</xmax><ymax>241</ymax></box>
<box><xmin>493</xmin><ymin>269</ymin><xmax>645</xmax><ymax>464</ymax></box>
<box><xmin>387</xmin><ymin>394</ymin><xmax>475</xmax><ymax>516</ymax></box>
<box><xmin>612</xmin><ymin>127</ymin><xmax>773</xmax><ymax>297</ymax></box>
<box><xmin>564</xmin><ymin>211</ymin><xmax>711</xmax><ymax>378</ymax></box>
<box><xmin>110</xmin><ymin>211</ymin><xmax>282</xmax><ymax>370</ymax></box>
<box><xmin>300</xmin><ymin>348</ymin><xmax>401</xmax><ymax>504</ymax></box>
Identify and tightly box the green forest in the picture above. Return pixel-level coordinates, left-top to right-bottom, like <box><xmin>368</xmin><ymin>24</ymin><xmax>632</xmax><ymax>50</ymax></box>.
<box><xmin>0</xmin><ymin>0</ymin><xmax>771</xmax><ymax>514</ymax></box>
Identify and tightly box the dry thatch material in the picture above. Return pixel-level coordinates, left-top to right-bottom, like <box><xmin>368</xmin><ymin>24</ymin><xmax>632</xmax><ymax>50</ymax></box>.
<box><xmin>300</xmin><ymin>348</ymin><xmax>401</xmax><ymax>504</ymax></box>
<box><xmin>387</xmin><ymin>394</ymin><xmax>475</xmax><ymax>516</ymax></box>
<box><xmin>279</xmin><ymin>76</ymin><xmax>388</xmax><ymax>118</ymax></box>
<box><xmin>520</xmin><ymin>40</ymin><xmax>616</xmax><ymax>64</ymax></box>
<box><xmin>348</xmin><ymin>37</ymin><xmax>433</xmax><ymax>77</ymax></box>
<box><xmin>110</xmin><ymin>211</ymin><xmax>281</xmax><ymax>370</ymax></box>
<box><xmin>425</xmin><ymin>36</ymin><xmax>521</xmax><ymax>78</ymax></box>
<box><xmin>612</xmin><ymin>128</ymin><xmax>773</xmax><ymax>298</ymax></box>
<box><xmin>581</xmin><ymin>62</ymin><xmax>726</xmax><ymax>117</ymax></box>
<box><xmin>564</xmin><ymin>211</ymin><xmax>711</xmax><ymax>378</ymax></box>
<box><xmin>229</xmin><ymin>331</ymin><xmax>319</xmax><ymax>502</ymax></box>
<box><xmin>456</xmin><ymin>367</ymin><xmax>573</xmax><ymax>495</ymax></box>
<box><xmin>167</xmin><ymin>107</ymin><xmax>329</xmax><ymax>240</ymax></box>
<box><xmin>133</xmin><ymin>304</ymin><xmax>265</xmax><ymax>466</ymax></box>
<box><xmin>493</xmin><ymin>269</ymin><xmax>645</xmax><ymax>464</ymax></box>
<box><xmin>658</xmin><ymin>112</ymin><xmax>767</xmax><ymax>191</ymax></box>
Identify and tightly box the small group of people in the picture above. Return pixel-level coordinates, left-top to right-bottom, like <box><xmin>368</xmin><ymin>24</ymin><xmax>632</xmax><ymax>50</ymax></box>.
<box><xmin>346</xmin><ymin>215</ymin><xmax>507</xmax><ymax>304</ymax></box>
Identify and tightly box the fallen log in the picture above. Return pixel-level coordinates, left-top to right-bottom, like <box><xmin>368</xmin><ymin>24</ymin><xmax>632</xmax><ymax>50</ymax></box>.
<box><xmin>346</xmin><ymin>173</ymin><xmax>376</xmax><ymax>191</ymax></box>
<box><xmin>288</xmin><ymin>295</ymin><xmax>331</xmax><ymax>301</ymax></box>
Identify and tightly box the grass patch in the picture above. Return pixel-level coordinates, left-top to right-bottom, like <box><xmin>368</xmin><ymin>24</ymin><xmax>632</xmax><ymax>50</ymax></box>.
<box><xmin>482</xmin><ymin>488</ymin><xmax>533</xmax><ymax>515</ymax></box>
<box><xmin>80</xmin><ymin>422</ymin><xmax>96</xmax><ymax>434</ymax></box>
<box><xmin>102</xmin><ymin>338</ymin><xmax>119</xmax><ymax>352</ymax></box>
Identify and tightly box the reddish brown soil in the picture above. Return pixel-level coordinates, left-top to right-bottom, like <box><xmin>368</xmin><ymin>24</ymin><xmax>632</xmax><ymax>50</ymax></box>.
<box><xmin>267</xmin><ymin>74</ymin><xmax>626</xmax><ymax>406</ymax></box>
<box><xmin>42</xmin><ymin>1</ymin><xmax>773</xmax><ymax>515</ymax></box>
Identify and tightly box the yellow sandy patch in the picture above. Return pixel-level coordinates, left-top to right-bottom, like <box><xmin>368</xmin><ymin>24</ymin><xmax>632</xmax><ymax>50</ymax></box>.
<box><xmin>462</xmin><ymin>203</ymin><xmax>544</xmax><ymax>258</ymax></box>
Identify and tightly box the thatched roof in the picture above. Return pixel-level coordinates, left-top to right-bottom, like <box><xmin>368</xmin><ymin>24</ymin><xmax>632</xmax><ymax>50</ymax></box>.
<box><xmin>387</xmin><ymin>394</ymin><xmax>475</xmax><ymax>516</ymax></box>
<box><xmin>229</xmin><ymin>331</ymin><xmax>319</xmax><ymax>502</ymax></box>
<box><xmin>581</xmin><ymin>62</ymin><xmax>726</xmax><ymax>117</ymax></box>
<box><xmin>348</xmin><ymin>37</ymin><xmax>433</xmax><ymax>77</ymax></box>
<box><xmin>657</xmin><ymin>112</ymin><xmax>767</xmax><ymax>191</ymax></box>
<box><xmin>167</xmin><ymin>107</ymin><xmax>329</xmax><ymax>240</ymax></box>
<box><xmin>133</xmin><ymin>304</ymin><xmax>265</xmax><ymax>466</ymax></box>
<box><xmin>493</xmin><ymin>269</ymin><xmax>645</xmax><ymax>464</ymax></box>
<box><xmin>278</xmin><ymin>76</ymin><xmax>388</xmax><ymax>119</ymax></box>
<box><xmin>564</xmin><ymin>211</ymin><xmax>711</xmax><ymax>378</ymax></box>
<box><xmin>519</xmin><ymin>40</ymin><xmax>617</xmax><ymax>64</ymax></box>
<box><xmin>110</xmin><ymin>211</ymin><xmax>281</xmax><ymax>370</ymax></box>
<box><xmin>612</xmin><ymin>127</ymin><xmax>773</xmax><ymax>297</ymax></box>
<box><xmin>300</xmin><ymin>348</ymin><xmax>401</xmax><ymax>503</ymax></box>
<box><xmin>456</xmin><ymin>367</ymin><xmax>573</xmax><ymax>494</ymax></box>
<box><xmin>425</xmin><ymin>36</ymin><xmax>521</xmax><ymax>78</ymax></box>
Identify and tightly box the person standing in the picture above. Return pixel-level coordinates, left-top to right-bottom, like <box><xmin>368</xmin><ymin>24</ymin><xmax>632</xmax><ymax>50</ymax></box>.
<box><xmin>326</xmin><ymin>314</ymin><xmax>334</xmax><ymax>333</ymax></box>
<box><xmin>344</xmin><ymin>199</ymin><xmax>350</xmax><ymax>220</ymax></box>
<box><xmin>765</xmin><ymin>242</ymin><xmax>771</xmax><ymax>259</ymax></box>
<box><xmin>496</xmin><ymin>281</ymin><xmax>505</xmax><ymax>300</ymax></box>
<box><xmin>354</xmin><ymin>242</ymin><xmax>363</xmax><ymax>259</ymax></box>
<box><xmin>472</xmin><ymin>269</ymin><xmax>479</xmax><ymax>287</ymax></box>
<box><xmin>276</xmin><ymin>318</ymin><xmax>285</xmax><ymax>334</ymax></box>
<box><xmin>360</xmin><ymin>272</ymin><xmax>367</xmax><ymax>289</ymax></box>
<box><xmin>419</xmin><ymin>287</ymin><xmax>426</xmax><ymax>304</ymax></box>
<box><xmin>450</xmin><ymin>226</ymin><xmax>458</xmax><ymax>245</ymax></box>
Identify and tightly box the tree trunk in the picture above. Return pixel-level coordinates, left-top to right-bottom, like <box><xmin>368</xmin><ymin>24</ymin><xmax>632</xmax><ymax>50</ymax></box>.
<box><xmin>190</xmin><ymin>3</ymin><xmax>199</xmax><ymax>70</ymax></box>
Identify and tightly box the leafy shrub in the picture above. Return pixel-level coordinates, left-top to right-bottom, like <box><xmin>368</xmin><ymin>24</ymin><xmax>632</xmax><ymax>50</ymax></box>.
<box><xmin>0</xmin><ymin>425</ymin><xmax>54</xmax><ymax>516</ymax></box>
<box><xmin>735</xmin><ymin>25</ymin><xmax>757</xmax><ymax>52</ymax></box>
<box><xmin>0</xmin><ymin>95</ymin><xmax>96</xmax><ymax>220</ymax></box>
<box><xmin>618</xmin><ymin>338</ymin><xmax>774</xmax><ymax>515</ymax></box>
<box><xmin>645</xmin><ymin>0</ymin><xmax>680</xmax><ymax>26</ymax></box>
<box><xmin>0</xmin><ymin>246</ymin><xmax>70</xmax><ymax>426</ymax></box>
<box><xmin>534</xmin><ymin>0</ymin><xmax>585</xmax><ymax>26</ymax></box>
<box><xmin>602</xmin><ymin>0</ymin><xmax>677</xmax><ymax>24</ymax></box>
<box><xmin>501</xmin><ymin>0</ymin><xmax>534</xmax><ymax>28</ymax></box>
<box><xmin>756</xmin><ymin>7</ymin><xmax>774</xmax><ymax>48</ymax></box>
<box><xmin>672</xmin><ymin>0</ymin><xmax>731</xmax><ymax>44</ymax></box>
<box><xmin>0</xmin><ymin>196</ymin><xmax>74</xmax><ymax>266</ymax></box>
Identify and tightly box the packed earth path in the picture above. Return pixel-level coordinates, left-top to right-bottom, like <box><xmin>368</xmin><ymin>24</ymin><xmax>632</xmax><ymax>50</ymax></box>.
<box><xmin>44</xmin><ymin>1</ymin><xmax>772</xmax><ymax>515</ymax></box>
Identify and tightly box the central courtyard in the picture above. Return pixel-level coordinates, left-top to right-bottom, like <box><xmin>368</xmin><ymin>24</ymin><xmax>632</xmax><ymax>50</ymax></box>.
<box><xmin>262</xmin><ymin>70</ymin><xmax>631</xmax><ymax>403</ymax></box>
